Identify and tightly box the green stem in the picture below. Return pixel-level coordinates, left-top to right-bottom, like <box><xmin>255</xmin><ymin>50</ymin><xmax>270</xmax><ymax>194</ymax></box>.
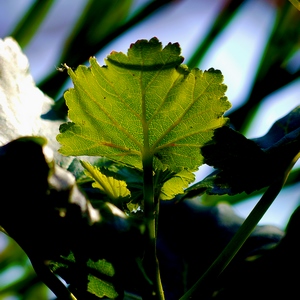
<box><xmin>30</xmin><ymin>258</ymin><xmax>77</xmax><ymax>300</ymax></box>
<box><xmin>142</xmin><ymin>153</ymin><xmax>165</xmax><ymax>300</ymax></box>
<box><xmin>180</xmin><ymin>168</ymin><xmax>293</xmax><ymax>299</ymax></box>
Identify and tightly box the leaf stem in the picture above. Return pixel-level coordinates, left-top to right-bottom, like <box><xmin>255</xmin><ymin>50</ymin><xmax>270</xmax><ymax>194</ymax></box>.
<box><xmin>30</xmin><ymin>258</ymin><xmax>77</xmax><ymax>300</ymax></box>
<box><xmin>180</xmin><ymin>155</ymin><xmax>297</xmax><ymax>299</ymax></box>
<box><xmin>142</xmin><ymin>153</ymin><xmax>165</xmax><ymax>300</ymax></box>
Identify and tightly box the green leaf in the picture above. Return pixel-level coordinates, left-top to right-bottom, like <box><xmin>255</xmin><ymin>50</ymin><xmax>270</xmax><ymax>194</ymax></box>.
<box><xmin>155</xmin><ymin>168</ymin><xmax>195</xmax><ymax>200</ymax></box>
<box><xmin>50</xmin><ymin>252</ymin><xmax>119</xmax><ymax>299</ymax></box>
<box><xmin>76</xmin><ymin>159</ymin><xmax>144</xmax><ymax>212</ymax></box>
<box><xmin>87</xmin><ymin>273</ymin><xmax>119</xmax><ymax>299</ymax></box>
<box><xmin>57</xmin><ymin>38</ymin><xmax>231</xmax><ymax>173</ymax></box>
<box><xmin>0</xmin><ymin>37</ymin><xmax>71</xmax><ymax>168</ymax></box>
<box><xmin>81</xmin><ymin>160</ymin><xmax>130</xmax><ymax>203</ymax></box>
<box><xmin>87</xmin><ymin>258</ymin><xmax>115</xmax><ymax>277</ymax></box>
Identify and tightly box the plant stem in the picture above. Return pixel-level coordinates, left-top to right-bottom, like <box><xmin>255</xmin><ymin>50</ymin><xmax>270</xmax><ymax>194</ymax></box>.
<box><xmin>142</xmin><ymin>153</ymin><xmax>165</xmax><ymax>300</ymax></box>
<box><xmin>180</xmin><ymin>166</ymin><xmax>294</xmax><ymax>299</ymax></box>
<box><xmin>31</xmin><ymin>258</ymin><xmax>77</xmax><ymax>300</ymax></box>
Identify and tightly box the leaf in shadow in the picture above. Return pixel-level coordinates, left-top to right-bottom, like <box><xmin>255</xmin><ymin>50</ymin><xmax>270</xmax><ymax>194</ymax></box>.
<box><xmin>0</xmin><ymin>137</ymin><xmax>143</xmax><ymax>299</ymax></box>
<box><xmin>185</xmin><ymin>105</ymin><xmax>300</xmax><ymax>196</ymax></box>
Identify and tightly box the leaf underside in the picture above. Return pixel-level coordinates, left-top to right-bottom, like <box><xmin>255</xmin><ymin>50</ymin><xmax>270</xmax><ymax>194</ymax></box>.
<box><xmin>81</xmin><ymin>160</ymin><xmax>130</xmax><ymax>202</ymax></box>
<box><xmin>57</xmin><ymin>37</ymin><xmax>231</xmax><ymax>173</ymax></box>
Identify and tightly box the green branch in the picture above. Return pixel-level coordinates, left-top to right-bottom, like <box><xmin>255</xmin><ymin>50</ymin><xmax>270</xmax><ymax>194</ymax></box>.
<box><xmin>180</xmin><ymin>153</ymin><xmax>299</xmax><ymax>299</ymax></box>
<box><xmin>31</xmin><ymin>258</ymin><xmax>77</xmax><ymax>300</ymax></box>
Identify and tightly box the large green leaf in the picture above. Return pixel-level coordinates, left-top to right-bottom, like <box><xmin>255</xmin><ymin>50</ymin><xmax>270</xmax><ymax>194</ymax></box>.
<box><xmin>57</xmin><ymin>38</ymin><xmax>231</xmax><ymax>173</ymax></box>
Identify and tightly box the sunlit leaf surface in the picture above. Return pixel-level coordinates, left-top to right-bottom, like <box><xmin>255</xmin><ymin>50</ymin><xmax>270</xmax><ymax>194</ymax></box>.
<box><xmin>57</xmin><ymin>38</ymin><xmax>231</xmax><ymax>173</ymax></box>
<box><xmin>81</xmin><ymin>160</ymin><xmax>130</xmax><ymax>202</ymax></box>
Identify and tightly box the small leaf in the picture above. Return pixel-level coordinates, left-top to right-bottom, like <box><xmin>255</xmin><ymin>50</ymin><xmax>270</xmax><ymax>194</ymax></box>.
<box><xmin>57</xmin><ymin>38</ymin><xmax>231</xmax><ymax>173</ymax></box>
<box><xmin>81</xmin><ymin>160</ymin><xmax>130</xmax><ymax>203</ymax></box>
<box><xmin>87</xmin><ymin>258</ymin><xmax>115</xmax><ymax>277</ymax></box>
<box><xmin>159</xmin><ymin>169</ymin><xmax>195</xmax><ymax>200</ymax></box>
<box><xmin>87</xmin><ymin>273</ymin><xmax>119</xmax><ymax>299</ymax></box>
<box><xmin>71</xmin><ymin>255</ymin><xmax>118</xmax><ymax>298</ymax></box>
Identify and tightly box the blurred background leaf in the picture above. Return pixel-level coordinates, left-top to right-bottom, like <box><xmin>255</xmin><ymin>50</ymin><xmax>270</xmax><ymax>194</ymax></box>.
<box><xmin>9</xmin><ymin>0</ymin><xmax>56</xmax><ymax>49</ymax></box>
<box><xmin>0</xmin><ymin>235</ymin><xmax>51</xmax><ymax>299</ymax></box>
<box><xmin>289</xmin><ymin>0</ymin><xmax>300</xmax><ymax>10</ymax></box>
<box><xmin>0</xmin><ymin>0</ymin><xmax>300</xmax><ymax>298</ymax></box>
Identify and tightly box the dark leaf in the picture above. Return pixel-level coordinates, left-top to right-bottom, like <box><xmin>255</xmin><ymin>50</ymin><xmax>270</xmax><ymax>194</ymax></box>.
<box><xmin>184</xmin><ymin>105</ymin><xmax>300</xmax><ymax>196</ymax></box>
<box><xmin>0</xmin><ymin>137</ymin><xmax>143</xmax><ymax>299</ymax></box>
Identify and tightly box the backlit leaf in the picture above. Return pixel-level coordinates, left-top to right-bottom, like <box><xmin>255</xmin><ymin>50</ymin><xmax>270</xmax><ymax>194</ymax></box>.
<box><xmin>87</xmin><ymin>273</ymin><xmax>119</xmax><ymax>299</ymax></box>
<box><xmin>50</xmin><ymin>252</ymin><xmax>119</xmax><ymax>299</ymax></box>
<box><xmin>81</xmin><ymin>160</ymin><xmax>130</xmax><ymax>204</ymax></box>
<box><xmin>155</xmin><ymin>168</ymin><xmax>195</xmax><ymax>200</ymax></box>
<box><xmin>57</xmin><ymin>38</ymin><xmax>231</xmax><ymax>173</ymax></box>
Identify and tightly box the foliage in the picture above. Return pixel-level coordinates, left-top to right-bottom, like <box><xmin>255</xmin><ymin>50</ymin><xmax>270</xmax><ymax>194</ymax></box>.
<box><xmin>0</xmin><ymin>1</ymin><xmax>300</xmax><ymax>300</ymax></box>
